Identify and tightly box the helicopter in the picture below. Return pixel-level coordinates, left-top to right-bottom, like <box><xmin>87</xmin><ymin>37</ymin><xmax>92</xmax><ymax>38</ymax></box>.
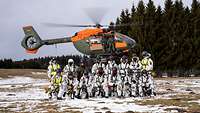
<box><xmin>21</xmin><ymin>9</ymin><xmax>136</xmax><ymax>56</ymax></box>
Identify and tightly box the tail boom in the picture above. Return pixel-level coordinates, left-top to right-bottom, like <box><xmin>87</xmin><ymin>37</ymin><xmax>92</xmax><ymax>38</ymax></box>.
<box><xmin>21</xmin><ymin>26</ymin><xmax>72</xmax><ymax>54</ymax></box>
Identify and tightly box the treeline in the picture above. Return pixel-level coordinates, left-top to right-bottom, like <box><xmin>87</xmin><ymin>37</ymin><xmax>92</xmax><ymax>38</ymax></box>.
<box><xmin>0</xmin><ymin>55</ymin><xmax>84</xmax><ymax>69</ymax></box>
<box><xmin>112</xmin><ymin>0</ymin><xmax>200</xmax><ymax>71</ymax></box>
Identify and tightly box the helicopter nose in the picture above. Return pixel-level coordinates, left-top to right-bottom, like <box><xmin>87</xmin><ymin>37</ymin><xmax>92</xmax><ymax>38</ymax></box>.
<box><xmin>127</xmin><ymin>37</ymin><xmax>136</xmax><ymax>48</ymax></box>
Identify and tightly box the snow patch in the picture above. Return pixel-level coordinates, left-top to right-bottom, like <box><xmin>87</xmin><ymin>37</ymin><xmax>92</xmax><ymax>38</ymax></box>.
<box><xmin>31</xmin><ymin>72</ymin><xmax>46</xmax><ymax>75</ymax></box>
<box><xmin>56</xmin><ymin>98</ymin><xmax>164</xmax><ymax>113</ymax></box>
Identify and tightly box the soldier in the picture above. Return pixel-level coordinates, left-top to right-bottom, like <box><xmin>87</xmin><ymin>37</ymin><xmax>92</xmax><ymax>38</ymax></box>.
<box><xmin>118</xmin><ymin>55</ymin><xmax>130</xmax><ymax>97</ymax></box>
<box><xmin>48</xmin><ymin>68</ymin><xmax>63</xmax><ymax>99</ymax></box>
<box><xmin>107</xmin><ymin>67</ymin><xmax>121</xmax><ymax>97</ymax></box>
<box><xmin>77</xmin><ymin>60</ymin><xmax>91</xmax><ymax>99</ymax></box>
<box><xmin>107</xmin><ymin>35</ymin><xmax>115</xmax><ymax>53</ymax></box>
<box><xmin>62</xmin><ymin>59</ymin><xmax>78</xmax><ymax>99</ymax></box>
<box><xmin>93</xmin><ymin>67</ymin><xmax>108</xmax><ymax>97</ymax></box>
<box><xmin>91</xmin><ymin>56</ymin><xmax>106</xmax><ymax>76</ymax></box>
<box><xmin>106</xmin><ymin>56</ymin><xmax>118</xmax><ymax>97</ymax></box>
<box><xmin>141</xmin><ymin>51</ymin><xmax>155</xmax><ymax>96</ymax></box>
<box><xmin>106</xmin><ymin>56</ymin><xmax>118</xmax><ymax>75</ymax></box>
<box><xmin>79</xmin><ymin>72</ymin><xmax>90</xmax><ymax>99</ymax></box>
<box><xmin>129</xmin><ymin>54</ymin><xmax>142</xmax><ymax>97</ymax></box>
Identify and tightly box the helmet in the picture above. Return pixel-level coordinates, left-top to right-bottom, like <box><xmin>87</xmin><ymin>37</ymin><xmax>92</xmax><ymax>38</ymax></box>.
<box><xmin>147</xmin><ymin>53</ymin><xmax>151</xmax><ymax>58</ymax></box>
<box><xmin>132</xmin><ymin>53</ymin><xmax>139</xmax><ymax>62</ymax></box>
<box><xmin>49</xmin><ymin>60</ymin><xmax>52</xmax><ymax>65</ymax></box>
<box><xmin>68</xmin><ymin>59</ymin><xmax>74</xmax><ymax>63</ymax></box>
<box><xmin>68</xmin><ymin>59</ymin><xmax>74</xmax><ymax>66</ymax></box>
<box><xmin>120</xmin><ymin>55</ymin><xmax>128</xmax><ymax>63</ymax></box>
<box><xmin>52</xmin><ymin>58</ymin><xmax>56</xmax><ymax>64</ymax></box>
<box><xmin>142</xmin><ymin>51</ymin><xmax>151</xmax><ymax>58</ymax></box>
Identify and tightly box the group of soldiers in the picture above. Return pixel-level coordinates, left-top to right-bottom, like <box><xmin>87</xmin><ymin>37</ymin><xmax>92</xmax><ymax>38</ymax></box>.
<box><xmin>47</xmin><ymin>51</ymin><xmax>156</xmax><ymax>100</ymax></box>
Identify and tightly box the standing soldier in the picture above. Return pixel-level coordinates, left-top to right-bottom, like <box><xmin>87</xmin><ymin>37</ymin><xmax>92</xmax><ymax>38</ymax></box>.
<box><xmin>141</xmin><ymin>51</ymin><xmax>155</xmax><ymax>96</ymax></box>
<box><xmin>106</xmin><ymin>56</ymin><xmax>118</xmax><ymax>76</ymax></box>
<box><xmin>61</xmin><ymin>59</ymin><xmax>78</xmax><ymax>99</ymax></box>
<box><xmin>106</xmin><ymin>56</ymin><xmax>118</xmax><ymax>97</ymax></box>
<box><xmin>107</xmin><ymin>35</ymin><xmax>115</xmax><ymax>53</ymax></box>
<box><xmin>48</xmin><ymin>68</ymin><xmax>63</xmax><ymax>100</ymax></box>
<box><xmin>91</xmin><ymin>56</ymin><xmax>106</xmax><ymax>76</ymax></box>
<box><xmin>118</xmin><ymin>55</ymin><xmax>130</xmax><ymax>97</ymax></box>
<box><xmin>129</xmin><ymin>54</ymin><xmax>142</xmax><ymax>97</ymax></box>
<box><xmin>47</xmin><ymin>59</ymin><xmax>61</xmax><ymax>99</ymax></box>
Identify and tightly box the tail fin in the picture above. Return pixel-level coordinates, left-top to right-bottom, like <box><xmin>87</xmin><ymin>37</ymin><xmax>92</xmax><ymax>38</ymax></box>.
<box><xmin>21</xmin><ymin>26</ymin><xmax>43</xmax><ymax>54</ymax></box>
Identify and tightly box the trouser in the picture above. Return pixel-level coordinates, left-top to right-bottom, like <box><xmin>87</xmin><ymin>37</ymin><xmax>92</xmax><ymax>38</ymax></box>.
<box><xmin>57</xmin><ymin>82</ymin><xmax>67</xmax><ymax>98</ymax></box>
<box><xmin>146</xmin><ymin>74</ymin><xmax>155</xmax><ymax>96</ymax></box>
<box><xmin>73</xmin><ymin>81</ymin><xmax>79</xmax><ymax>96</ymax></box>
<box><xmin>138</xmin><ymin>76</ymin><xmax>144</xmax><ymax>97</ymax></box>
<box><xmin>48</xmin><ymin>84</ymin><xmax>59</xmax><ymax>98</ymax></box>
<box><xmin>108</xmin><ymin>84</ymin><xmax>118</xmax><ymax>97</ymax></box>
<box><xmin>123</xmin><ymin>82</ymin><xmax>131</xmax><ymax>97</ymax></box>
<box><xmin>131</xmin><ymin>83</ymin><xmax>137</xmax><ymax>97</ymax></box>
<box><xmin>79</xmin><ymin>84</ymin><xmax>88</xmax><ymax>98</ymax></box>
<box><xmin>117</xmin><ymin>83</ymin><xmax>122</xmax><ymax>97</ymax></box>
<box><xmin>87</xmin><ymin>84</ymin><xmax>93</xmax><ymax>97</ymax></box>
<box><xmin>93</xmin><ymin>83</ymin><xmax>107</xmax><ymax>97</ymax></box>
<box><xmin>103</xmin><ymin>84</ymin><xmax>109</xmax><ymax>97</ymax></box>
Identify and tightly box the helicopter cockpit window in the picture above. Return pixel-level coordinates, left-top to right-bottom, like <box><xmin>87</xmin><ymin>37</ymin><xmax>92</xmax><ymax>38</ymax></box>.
<box><xmin>89</xmin><ymin>36</ymin><xmax>103</xmax><ymax>51</ymax></box>
<box><xmin>89</xmin><ymin>36</ymin><xmax>102</xmax><ymax>44</ymax></box>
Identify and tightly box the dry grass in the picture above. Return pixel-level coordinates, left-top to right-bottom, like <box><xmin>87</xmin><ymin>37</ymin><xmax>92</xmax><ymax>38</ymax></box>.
<box><xmin>135</xmin><ymin>94</ymin><xmax>200</xmax><ymax>113</ymax></box>
<box><xmin>0</xmin><ymin>69</ymin><xmax>47</xmax><ymax>79</ymax></box>
<box><xmin>154</xmin><ymin>77</ymin><xmax>200</xmax><ymax>80</ymax></box>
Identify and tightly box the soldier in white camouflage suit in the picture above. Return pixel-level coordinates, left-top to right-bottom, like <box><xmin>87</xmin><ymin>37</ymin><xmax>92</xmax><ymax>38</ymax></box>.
<box><xmin>118</xmin><ymin>56</ymin><xmax>130</xmax><ymax>97</ymax></box>
<box><xmin>61</xmin><ymin>59</ymin><xmax>78</xmax><ymax>99</ymax></box>
<box><xmin>93</xmin><ymin>67</ymin><xmax>108</xmax><ymax>97</ymax></box>
<box><xmin>129</xmin><ymin>54</ymin><xmax>142</xmax><ymax>97</ymax></box>
<box><xmin>91</xmin><ymin>56</ymin><xmax>106</xmax><ymax>76</ymax></box>
<box><xmin>105</xmin><ymin>56</ymin><xmax>118</xmax><ymax>97</ymax></box>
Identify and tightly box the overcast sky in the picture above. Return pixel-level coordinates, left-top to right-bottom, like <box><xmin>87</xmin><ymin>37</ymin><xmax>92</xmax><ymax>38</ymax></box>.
<box><xmin>0</xmin><ymin>0</ymin><xmax>192</xmax><ymax>60</ymax></box>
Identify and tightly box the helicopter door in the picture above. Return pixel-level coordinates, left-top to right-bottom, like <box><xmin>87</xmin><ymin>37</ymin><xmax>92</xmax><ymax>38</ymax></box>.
<box><xmin>89</xmin><ymin>36</ymin><xmax>103</xmax><ymax>51</ymax></box>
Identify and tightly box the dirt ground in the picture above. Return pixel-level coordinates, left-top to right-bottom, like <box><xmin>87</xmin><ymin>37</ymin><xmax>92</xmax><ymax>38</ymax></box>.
<box><xmin>0</xmin><ymin>69</ymin><xmax>200</xmax><ymax>113</ymax></box>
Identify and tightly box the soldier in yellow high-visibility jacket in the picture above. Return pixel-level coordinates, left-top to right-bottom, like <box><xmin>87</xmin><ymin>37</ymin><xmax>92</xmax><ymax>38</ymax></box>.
<box><xmin>141</xmin><ymin>51</ymin><xmax>153</xmax><ymax>71</ymax></box>
<box><xmin>140</xmin><ymin>51</ymin><xmax>155</xmax><ymax>97</ymax></box>
<box><xmin>48</xmin><ymin>68</ymin><xmax>63</xmax><ymax>99</ymax></box>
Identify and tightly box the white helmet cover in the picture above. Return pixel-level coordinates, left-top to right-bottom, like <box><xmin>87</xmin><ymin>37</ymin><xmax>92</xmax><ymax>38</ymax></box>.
<box><xmin>68</xmin><ymin>59</ymin><xmax>74</xmax><ymax>63</ymax></box>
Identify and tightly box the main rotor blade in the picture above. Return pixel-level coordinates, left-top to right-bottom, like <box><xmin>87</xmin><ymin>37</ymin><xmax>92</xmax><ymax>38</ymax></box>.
<box><xmin>43</xmin><ymin>23</ymin><xmax>96</xmax><ymax>28</ymax></box>
<box><xmin>84</xmin><ymin>7</ymin><xmax>108</xmax><ymax>25</ymax></box>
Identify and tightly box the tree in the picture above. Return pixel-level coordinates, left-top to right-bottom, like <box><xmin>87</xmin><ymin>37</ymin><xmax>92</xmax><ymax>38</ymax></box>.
<box><xmin>129</xmin><ymin>0</ymin><xmax>146</xmax><ymax>54</ymax></box>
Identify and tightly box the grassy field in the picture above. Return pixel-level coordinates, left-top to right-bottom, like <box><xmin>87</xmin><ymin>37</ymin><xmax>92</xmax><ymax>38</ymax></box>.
<box><xmin>0</xmin><ymin>69</ymin><xmax>200</xmax><ymax>113</ymax></box>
